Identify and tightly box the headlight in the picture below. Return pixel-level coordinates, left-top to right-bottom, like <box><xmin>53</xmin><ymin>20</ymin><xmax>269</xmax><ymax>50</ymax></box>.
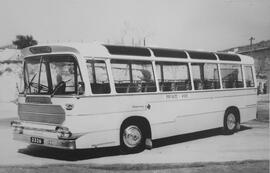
<box><xmin>11</xmin><ymin>120</ymin><xmax>20</xmax><ymax>127</ymax></box>
<box><xmin>15</xmin><ymin>126</ymin><xmax>24</xmax><ymax>134</ymax></box>
<box><xmin>56</xmin><ymin>126</ymin><xmax>72</xmax><ymax>139</ymax></box>
<box><xmin>11</xmin><ymin>121</ymin><xmax>24</xmax><ymax>134</ymax></box>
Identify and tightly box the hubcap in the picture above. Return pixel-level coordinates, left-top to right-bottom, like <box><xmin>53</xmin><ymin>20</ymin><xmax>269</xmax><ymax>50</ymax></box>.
<box><xmin>227</xmin><ymin>113</ymin><xmax>236</xmax><ymax>130</ymax></box>
<box><xmin>123</xmin><ymin>125</ymin><xmax>142</xmax><ymax>148</ymax></box>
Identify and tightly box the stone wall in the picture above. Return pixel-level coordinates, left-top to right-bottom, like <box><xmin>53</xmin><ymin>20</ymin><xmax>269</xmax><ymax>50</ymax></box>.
<box><xmin>241</xmin><ymin>48</ymin><xmax>270</xmax><ymax>76</ymax></box>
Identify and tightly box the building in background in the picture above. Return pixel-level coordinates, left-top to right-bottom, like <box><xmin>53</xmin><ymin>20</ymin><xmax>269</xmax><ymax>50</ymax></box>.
<box><xmin>0</xmin><ymin>45</ymin><xmax>21</xmax><ymax>62</ymax></box>
<box><xmin>222</xmin><ymin>40</ymin><xmax>270</xmax><ymax>94</ymax></box>
<box><xmin>0</xmin><ymin>45</ymin><xmax>22</xmax><ymax>102</ymax></box>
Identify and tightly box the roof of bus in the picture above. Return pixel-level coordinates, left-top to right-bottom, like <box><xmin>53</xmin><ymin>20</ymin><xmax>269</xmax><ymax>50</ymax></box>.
<box><xmin>22</xmin><ymin>42</ymin><xmax>254</xmax><ymax>64</ymax></box>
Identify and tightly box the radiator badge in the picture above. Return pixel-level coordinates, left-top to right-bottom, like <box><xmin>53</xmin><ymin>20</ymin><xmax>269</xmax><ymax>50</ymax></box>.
<box><xmin>65</xmin><ymin>104</ymin><xmax>74</xmax><ymax>110</ymax></box>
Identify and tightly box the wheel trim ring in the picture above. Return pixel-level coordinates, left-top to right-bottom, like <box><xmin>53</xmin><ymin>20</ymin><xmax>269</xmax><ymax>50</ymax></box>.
<box><xmin>123</xmin><ymin>125</ymin><xmax>142</xmax><ymax>148</ymax></box>
<box><xmin>227</xmin><ymin>113</ymin><xmax>236</xmax><ymax>130</ymax></box>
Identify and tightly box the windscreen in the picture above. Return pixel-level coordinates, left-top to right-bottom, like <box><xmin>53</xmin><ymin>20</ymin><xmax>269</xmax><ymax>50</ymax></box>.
<box><xmin>24</xmin><ymin>55</ymin><xmax>82</xmax><ymax>95</ymax></box>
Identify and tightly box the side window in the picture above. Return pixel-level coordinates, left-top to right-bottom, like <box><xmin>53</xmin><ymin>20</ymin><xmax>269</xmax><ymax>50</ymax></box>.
<box><xmin>191</xmin><ymin>63</ymin><xmax>220</xmax><ymax>90</ymax></box>
<box><xmin>111</xmin><ymin>61</ymin><xmax>130</xmax><ymax>93</ymax></box>
<box><xmin>111</xmin><ymin>60</ymin><xmax>156</xmax><ymax>93</ymax></box>
<box><xmin>86</xmin><ymin>60</ymin><xmax>110</xmax><ymax>94</ymax></box>
<box><xmin>220</xmin><ymin>64</ymin><xmax>244</xmax><ymax>88</ymax></box>
<box><xmin>156</xmin><ymin>62</ymin><xmax>191</xmax><ymax>91</ymax></box>
<box><xmin>244</xmin><ymin>66</ymin><xmax>255</xmax><ymax>87</ymax></box>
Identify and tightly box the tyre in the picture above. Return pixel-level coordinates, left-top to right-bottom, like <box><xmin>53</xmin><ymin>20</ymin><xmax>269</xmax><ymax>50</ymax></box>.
<box><xmin>223</xmin><ymin>109</ymin><xmax>239</xmax><ymax>135</ymax></box>
<box><xmin>120</xmin><ymin>123</ymin><xmax>146</xmax><ymax>154</ymax></box>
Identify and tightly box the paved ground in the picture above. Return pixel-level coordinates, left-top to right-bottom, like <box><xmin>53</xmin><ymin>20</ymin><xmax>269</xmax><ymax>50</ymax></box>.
<box><xmin>0</xmin><ymin>160</ymin><xmax>268</xmax><ymax>173</ymax></box>
<box><xmin>0</xmin><ymin>95</ymin><xmax>268</xmax><ymax>167</ymax></box>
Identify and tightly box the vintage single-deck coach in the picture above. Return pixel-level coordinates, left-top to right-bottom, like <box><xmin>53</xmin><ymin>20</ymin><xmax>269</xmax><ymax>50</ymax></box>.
<box><xmin>11</xmin><ymin>43</ymin><xmax>257</xmax><ymax>153</ymax></box>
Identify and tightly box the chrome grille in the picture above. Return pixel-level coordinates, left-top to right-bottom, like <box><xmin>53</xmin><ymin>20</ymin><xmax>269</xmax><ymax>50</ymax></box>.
<box><xmin>18</xmin><ymin>103</ymin><xmax>65</xmax><ymax>124</ymax></box>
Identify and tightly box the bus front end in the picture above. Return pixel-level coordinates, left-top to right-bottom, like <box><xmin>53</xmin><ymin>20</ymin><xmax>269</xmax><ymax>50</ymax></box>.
<box><xmin>12</xmin><ymin>116</ymin><xmax>77</xmax><ymax>150</ymax></box>
<box><xmin>11</xmin><ymin>45</ymin><xmax>85</xmax><ymax>150</ymax></box>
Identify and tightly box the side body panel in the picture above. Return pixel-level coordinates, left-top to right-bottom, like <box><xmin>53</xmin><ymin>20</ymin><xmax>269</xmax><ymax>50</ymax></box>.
<box><xmin>26</xmin><ymin>88</ymin><xmax>256</xmax><ymax>149</ymax></box>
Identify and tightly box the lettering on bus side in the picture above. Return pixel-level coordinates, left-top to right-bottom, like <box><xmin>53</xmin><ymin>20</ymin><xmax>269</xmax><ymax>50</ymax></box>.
<box><xmin>132</xmin><ymin>105</ymin><xmax>145</xmax><ymax>109</ymax></box>
<box><xmin>131</xmin><ymin>105</ymin><xmax>147</xmax><ymax>111</ymax></box>
<box><xmin>165</xmin><ymin>93</ymin><xmax>188</xmax><ymax>100</ymax></box>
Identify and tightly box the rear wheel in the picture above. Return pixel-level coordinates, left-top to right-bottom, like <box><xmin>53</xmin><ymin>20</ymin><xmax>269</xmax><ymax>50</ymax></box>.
<box><xmin>223</xmin><ymin>109</ymin><xmax>239</xmax><ymax>134</ymax></box>
<box><xmin>120</xmin><ymin>123</ymin><xmax>145</xmax><ymax>154</ymax></box>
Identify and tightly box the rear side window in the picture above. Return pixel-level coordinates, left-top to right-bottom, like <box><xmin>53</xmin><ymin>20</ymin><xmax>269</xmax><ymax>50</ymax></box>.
<box><xmin>86</xmin><ymin>60</ymin><xmax>111</xmax><ymax>94</ymax></box>
<box><xmin>220</xmin><ymin>64</ymin><xmax>244</xmax><ymax>88</ymax></box>
<box><xmin>155</xmin><ymin>62</ymin><xmax>191</xmax><ymax>91</ymax></box>
<box><xmin>244</xmin><ymin>66</ymin><xmax>255</xmax><ymax>87</ymax></box>
<box><xmin>191</xmin><ymin>63</ymin><xmax>220</xmax><ymax>90</ymax></box>
<box><xmin>111</xmin><ymin>60</ymin><xmax>156</xmax><ymax>93</ymax></box>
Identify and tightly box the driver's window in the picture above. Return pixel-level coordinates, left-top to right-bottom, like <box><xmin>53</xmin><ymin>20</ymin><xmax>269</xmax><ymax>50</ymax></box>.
<box><xmin>50</xmin><ymin>62</ymin><xmax>75</xmax><ymax>93</ymax></box>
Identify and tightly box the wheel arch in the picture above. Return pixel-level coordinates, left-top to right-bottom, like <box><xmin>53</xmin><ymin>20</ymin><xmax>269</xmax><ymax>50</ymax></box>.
<box><xmin>120</xmin><ymin>116</ymin><xmax>152</xmax><ymax>139</ymax></box>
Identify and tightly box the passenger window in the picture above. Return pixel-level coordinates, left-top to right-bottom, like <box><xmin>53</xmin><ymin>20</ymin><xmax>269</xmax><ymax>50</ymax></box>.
<box><xmin>220</xmin><ymin>64</ymin><xmax>244</xmax><ymax>88</ymax></box>
<box><xmin>191</xmin><ymin>63</ymin><xmax>220</xmax><ymax>90</ymax></box>
<box><xmin>156</xmin><ymin>62</ymin><xmax>191</xmax><ymax>91</ymax></box>
<box><xmin>86</xmin><ymin>60</ymin><xmax>111</xmax><ymax>94</ymax></box>
<box><xmin>111</xmin><ymin>60</ymin><xmax>156</xmax><ymax>93</ymax></box>
<box><xmin>244</xmin><ymin>66</ymin><xmax>255</xmax><ymax>87</ymax></box>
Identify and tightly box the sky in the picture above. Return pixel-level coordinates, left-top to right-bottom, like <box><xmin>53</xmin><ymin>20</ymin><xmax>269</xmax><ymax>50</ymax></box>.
<box><xmin>0</xmin><ymin>0</ymin><xmax>269</xmax><ymax>51</ymax></box>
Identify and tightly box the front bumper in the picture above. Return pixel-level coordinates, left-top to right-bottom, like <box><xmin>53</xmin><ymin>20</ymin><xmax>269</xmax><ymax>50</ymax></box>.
<box><xmin>13</xmin><ymin>133</ymin><xmax>76</xmax><ymax>150</ymax></box>
<box><xmin>11</xmin><ymin>120</ymin><xmax>76</xmax><ymax>150</ymax></box>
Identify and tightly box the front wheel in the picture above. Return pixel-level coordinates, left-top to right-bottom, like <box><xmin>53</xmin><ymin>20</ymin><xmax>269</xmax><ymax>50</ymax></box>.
<box><xmin>223</xmin><ymin>109</ymin><xmax>239</xmax><ymax>135</ymax></box>
<box><xmin>120</xmin><ymin>123</ymin><xmax>145</xmax><ymax>154</ymax></box>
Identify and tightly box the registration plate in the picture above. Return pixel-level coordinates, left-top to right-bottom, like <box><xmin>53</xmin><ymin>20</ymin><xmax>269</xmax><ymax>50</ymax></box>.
<box><xmin>30</xmin><ymin>137</ymin><xmax>44</xmax><ymax>144</ymax></box>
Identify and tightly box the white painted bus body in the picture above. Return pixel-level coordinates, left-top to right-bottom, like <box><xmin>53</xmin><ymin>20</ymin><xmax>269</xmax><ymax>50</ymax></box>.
<box><xmin>13</xmin><ymin>43</ymin><xmax>257</xmax><ymax>149</ymax></box>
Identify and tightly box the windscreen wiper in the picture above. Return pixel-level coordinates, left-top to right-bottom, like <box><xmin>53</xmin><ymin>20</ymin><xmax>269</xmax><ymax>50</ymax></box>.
<box><xmin>24</xmin><ymin>72</ymin><xmax>37</xmax><ymax>94</ymax></box>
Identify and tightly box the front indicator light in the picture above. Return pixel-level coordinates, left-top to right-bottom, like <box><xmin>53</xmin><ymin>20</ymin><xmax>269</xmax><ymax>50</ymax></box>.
<box><xmin>14</xmin><ymin>126</ymin><xmax>24</xmax><ymax>134</ymax></box>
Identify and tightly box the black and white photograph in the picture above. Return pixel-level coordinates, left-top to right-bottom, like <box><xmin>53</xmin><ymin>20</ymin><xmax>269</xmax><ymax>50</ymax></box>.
<box><xmin>0</xmin><ymin>0</ymin><xmax>269</xmax><ymax>172</ymax></box>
